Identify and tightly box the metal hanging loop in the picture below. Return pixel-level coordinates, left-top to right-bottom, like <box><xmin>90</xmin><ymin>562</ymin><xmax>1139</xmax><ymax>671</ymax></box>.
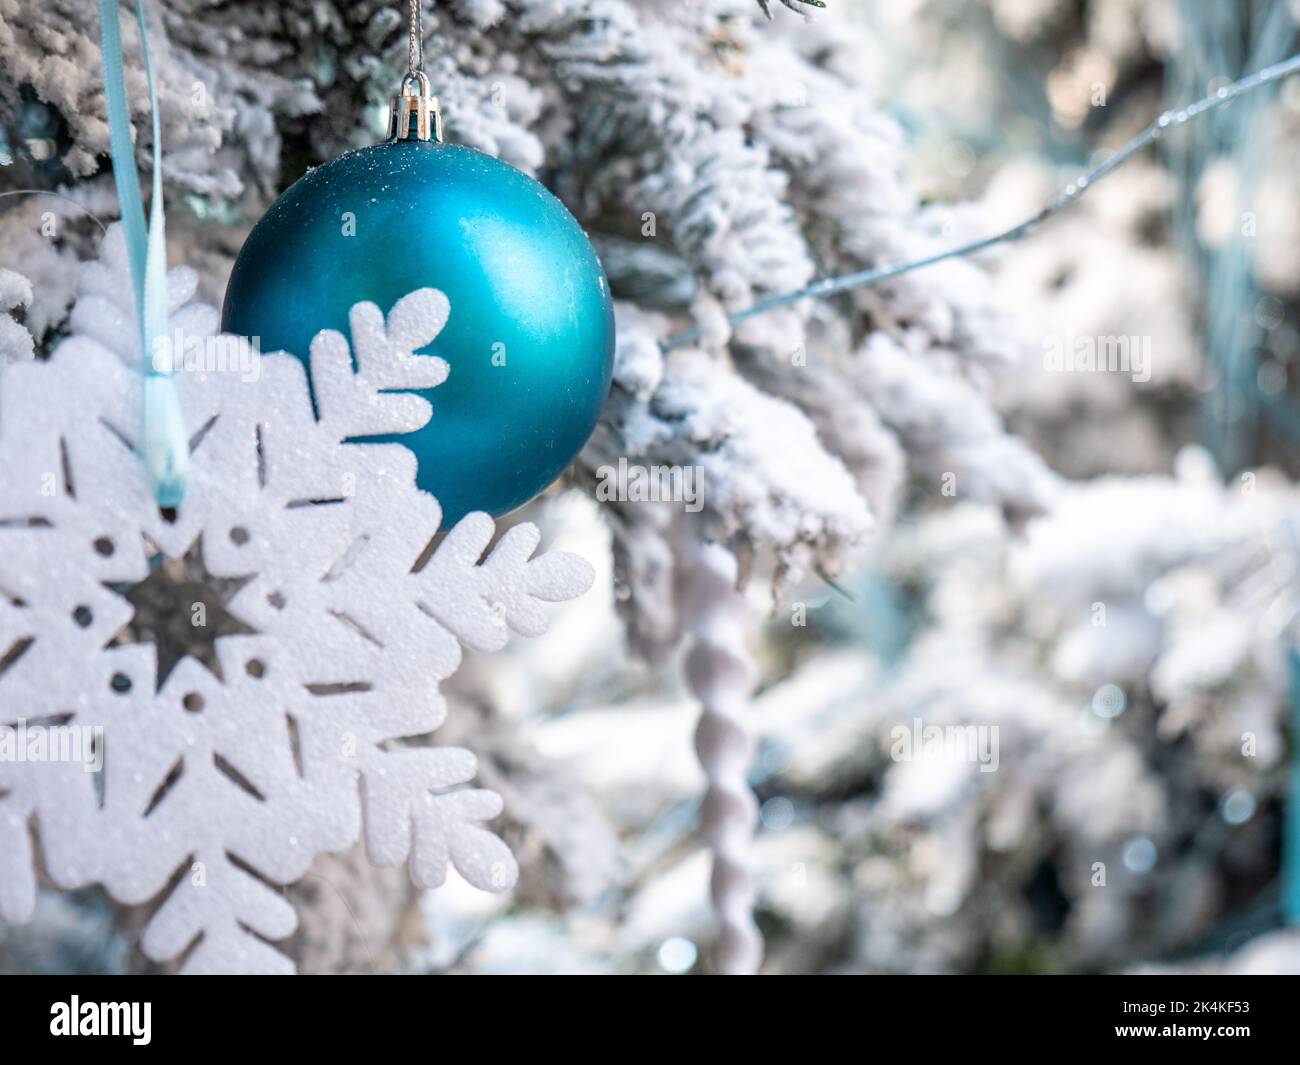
<box><xmin>388</xmin><ymin>68</ymin><xmax>443</xmax><ymax>142</ymax></box>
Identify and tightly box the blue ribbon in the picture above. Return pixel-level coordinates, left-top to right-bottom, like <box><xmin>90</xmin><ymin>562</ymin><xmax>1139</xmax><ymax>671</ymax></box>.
<box><xmin>99</xmin><ymin>0</ymin><xmax>188</xmax><ymax>508</ymax></box>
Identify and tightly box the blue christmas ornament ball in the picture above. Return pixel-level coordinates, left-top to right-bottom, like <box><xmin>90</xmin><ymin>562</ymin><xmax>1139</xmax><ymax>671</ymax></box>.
<box><xmin>221</xmin><ymin>138</ymin><xmax>615</xmax><ymax>526</ymax></box>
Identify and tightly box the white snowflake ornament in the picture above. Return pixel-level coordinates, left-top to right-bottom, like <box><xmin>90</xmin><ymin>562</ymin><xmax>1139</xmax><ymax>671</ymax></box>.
<box><xmin>0</xmin><ymin>227</ymin><xmax>594</xmax><ymax>974</ymax></box>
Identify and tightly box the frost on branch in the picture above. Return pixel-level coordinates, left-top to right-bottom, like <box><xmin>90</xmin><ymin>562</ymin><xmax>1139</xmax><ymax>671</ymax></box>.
<box><xmin>0</xmin><ymin>227</ymin><xmax>592</xmax><ymax>973</ymax></box>
<box><xmin>599</xmin><ymin>343</ymin><xmax>872</xmax><ymax>580</ymax></box>
<box><xmin>0</xmin><ymin>268</ymin><xmax>33</xmax><ymax>366</ymax></box>
<box><xmin>857</xmin><ymin>333</ymin><xmax>1061</xmax><ymax>519</ymax></box>
<box><xmin>1012</xmin><ymin>449</ymin><xmax>1295</xmax><ymax>778</ymax></box>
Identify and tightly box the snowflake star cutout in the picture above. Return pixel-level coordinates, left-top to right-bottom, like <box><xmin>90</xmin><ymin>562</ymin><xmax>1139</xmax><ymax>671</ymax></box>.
<box><xmin>0</xmin><ymin>227</ymin><xmax>593</xmax><ymax>973</ymax></box>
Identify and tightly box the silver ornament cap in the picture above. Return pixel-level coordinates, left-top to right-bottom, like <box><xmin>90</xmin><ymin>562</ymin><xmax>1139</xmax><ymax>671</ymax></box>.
<box><xmin>388</xmin><ymin>71</ymin><xmax>443</xmax><ymax>142</ymax></box>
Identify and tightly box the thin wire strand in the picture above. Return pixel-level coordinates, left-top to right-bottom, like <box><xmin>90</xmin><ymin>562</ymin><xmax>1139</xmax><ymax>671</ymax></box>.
<box><xmin>408</xmin><ymin>0</ymin><xmax>423</xmax><ymax>76</ymax></box>
<box><xmin>0</xmin><ymin>190</ymin><xmax>108</xmax><ymax>234</ymax></box>
<box><xmin>661</xmin><ymin>50</ymin><xmax>1300</xmax><ymax>352</ymax></box>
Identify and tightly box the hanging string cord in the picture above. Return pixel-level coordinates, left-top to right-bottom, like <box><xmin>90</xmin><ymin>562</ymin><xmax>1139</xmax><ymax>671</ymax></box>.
<box><xmin>99</xmin><ymin>0</ymin><xmax>189</xmax><ymax>508</ymax></box>
<box><xmin>661</xmin><ymin>50</ymin><xmax>1300</xmax><ymax>352</ymax></box>
<box><xmin>408</xmin><ymin>0</ymin><xmax>423</xmax><ymax>76</ymax></box>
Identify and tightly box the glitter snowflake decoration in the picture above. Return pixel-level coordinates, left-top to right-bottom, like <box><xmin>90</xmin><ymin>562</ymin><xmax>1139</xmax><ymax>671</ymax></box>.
<box><xmin>0</xmin><ymin>227</ymin><xmax>593</xmax><ymax>974</ymax></box>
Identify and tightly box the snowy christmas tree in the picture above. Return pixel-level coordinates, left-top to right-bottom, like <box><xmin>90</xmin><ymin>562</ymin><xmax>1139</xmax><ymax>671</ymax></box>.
<box><xmin>1</xmin><ymin>0</ymin><xmax>1298</xmax><ymax>975</ymax></box>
